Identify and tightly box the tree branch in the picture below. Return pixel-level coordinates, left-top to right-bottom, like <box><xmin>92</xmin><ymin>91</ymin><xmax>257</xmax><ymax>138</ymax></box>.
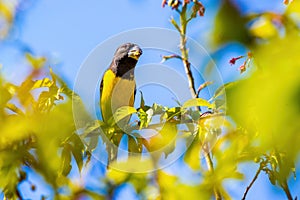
<box><xmin>242</xmin><ymin>164</ymin><xmax>262</xmax><ymax>200</ymax></box>
<box><xmin>178</xmin><ymin>4</ymin><xmax>222</xmax><ymax>200</ymax></box>
<box><xmin>196</xmin><ymin>81</ymin><xmax>213</xmax><ymax>97</ymax></box>
<box><xmin>280</xmin><ymin>180</ymin><xmax>294</xmax><ymax>200</ymax></box>
<box><xmin>161</xmin><ymin>54</ymin><xmax>183</xmax><ymax>63</ymax></box>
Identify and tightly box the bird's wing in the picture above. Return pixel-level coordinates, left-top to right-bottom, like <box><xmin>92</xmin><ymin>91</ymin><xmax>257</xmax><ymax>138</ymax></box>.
<box><xmin>100</xmin><ymin>69</ymin><xmax>117</xmax><ymax>122</ymax></box>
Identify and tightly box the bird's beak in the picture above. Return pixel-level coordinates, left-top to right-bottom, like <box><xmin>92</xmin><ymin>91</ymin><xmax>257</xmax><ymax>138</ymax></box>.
<box><xmin>128</xmin><ymin>47</ymin><xmax>142</xmax><ymax>60</ymax></box>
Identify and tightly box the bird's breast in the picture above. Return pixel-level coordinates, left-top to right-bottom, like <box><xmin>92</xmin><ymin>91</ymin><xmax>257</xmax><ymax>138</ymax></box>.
<box><xmin>100</xmin><ymin>69</ymin><xmax>135</xmax><ymax>122</ymax></box>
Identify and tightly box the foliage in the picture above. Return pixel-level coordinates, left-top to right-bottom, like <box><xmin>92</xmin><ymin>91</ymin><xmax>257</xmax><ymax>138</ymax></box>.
<box><xmin>0</xmin><ymin>62</ymin><xmax>102</xmax><ymax>199</ymax></box>
<box><xmin>1</xmin><ymin>0</ymin><xmax>300</xmax><ymax>200</ymax></box>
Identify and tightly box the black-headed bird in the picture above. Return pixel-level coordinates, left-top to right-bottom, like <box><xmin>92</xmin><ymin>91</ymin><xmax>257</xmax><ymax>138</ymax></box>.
<box><xmin>100</xmin><ymin>43</ymin><xmax>142</xmax><ymax>167</ymax></box>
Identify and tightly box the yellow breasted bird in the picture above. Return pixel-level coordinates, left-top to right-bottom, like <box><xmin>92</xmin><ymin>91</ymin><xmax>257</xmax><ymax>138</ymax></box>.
<box><xmin>100</xmin><ymin>43</ymin><xmax>142</xmax><ymax>167</ymax></box>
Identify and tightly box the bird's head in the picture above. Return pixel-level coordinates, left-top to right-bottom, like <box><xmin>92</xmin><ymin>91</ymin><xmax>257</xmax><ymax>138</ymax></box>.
<box><xmin>113</xmin><ymin>43</ymin><xmax>143</xmax><ymax>62</ymax></box>
<box><xmin>111</xmin><ymin>43</ymin><xmax>142</xmax><ymax>78</ymax></box>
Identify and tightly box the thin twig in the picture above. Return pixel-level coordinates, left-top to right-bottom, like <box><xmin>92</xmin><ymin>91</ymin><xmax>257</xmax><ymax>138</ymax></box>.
<box><xmin>280</xmin><ymin>180</ymin><xmax>294</xmax><ymax>200</ymax></box>
<box><xmin>196</xmin><ymin>81</ymin><xmax>213</xmax><ymax>97</ymax></box>
<box><xmin>161</xmin><ymin>54</ymin><xmax>183</xmax><ymax>63</ymax></box>
<box><xmin>170</xmin><ymin>17</ymin><xmax>181</xmax><ymax>32</ymax></box>
<box><xmin>242</xmin><ymin>165</ymin><xmax>262</xmax><ymax>200</ymax></box>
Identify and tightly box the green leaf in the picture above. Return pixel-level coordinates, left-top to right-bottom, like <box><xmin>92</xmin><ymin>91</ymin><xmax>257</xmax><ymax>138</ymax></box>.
<box><xmin>170</xmin><ymin>17</ymin><xmax>181</xmax><ymax>32</ymax></box>
<box><xmin>109</xmin><ymin>106</ymin><xmax>137</xmax><ymax>125</ymax></box>
<box><xmin>138</xmin><ymin>108</ymin><xmax>153</xmax><ymax>129</ymax></box>
<box><xmin>182</xmin><ymin>98</ymin><xmax>215</xmax><ymax>109</ymax></box>
<box><xmin>60</xmin><ymin>144</ymin><xmax>72</xmax><ymax>176</ymax></box>
<box><xmin>152</xmin><ymin>103</ymin><xmax>165</xmax><ymax>115</ymax></box>
<box><xmin>81</xmin><ymin>120</ymin><xmax>104</xmax><ymax>138</ymax></box>
<box><xmin>136</xmin><ymin>135</ymin><xmax>150</xmax><ymax>152</ymax></box>
<box><xmin>213</xmin><ymin>99</ymin><xmax>226</xmax><ymax>110</ymax></box>
<box><xmin>139</xmin><ymin>90</ymin><xmax>145</xmax><ymax>110</ymax></box>
<box><xmin>128</xmin><ymin>135</ymin><xmax>141</xmax><ymax>159</ymax></box>
<box><xmin>70</xmin><ymin>134</ymin><xmax>85</xmax><ymax>172</ymax></box>
<box><xmin>86</xmin><ymin>136</ymin><xmax>99</xmax><ymax>152</ymax></box>
<box><xmin>164</xmin><ymin>106</ymin><xmax>181</xmax><ymax>121</ymax></box>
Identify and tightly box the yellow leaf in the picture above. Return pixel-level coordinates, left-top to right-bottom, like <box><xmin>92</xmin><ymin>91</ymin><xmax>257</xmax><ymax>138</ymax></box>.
<box><xmin>106</xmin><ymin>169</ymin><xmax>129</xmax><ymax>185</ymax></box>
<box><xmin>184</xmin><ymin>139</ymin><xmax>201</xmax><ymax>170</ymax></box>
<box><xmin>226</xmin><ymin>33</ymin><xmax>300</xmax><ymax>155</ymax></box>
<box><xmin>157</xmin><ymin>171</ymin><xmax>210</xmax><ymax>199</ymax></box>
<box><xmin>0</xmin><ymin>2</ymin><xmax>13</xmax><ymax>22</ymax></box>
<box><xmin>286</xmin><ymin>0</ymin><xmax>300</xmax><ymax>13</ymax></box>
<box><xmin>109</xmin><ymin>157</ymin><xmax>154</xmax><ymax>173</ymax></box>
<box><xmin>182</xmin><ymin>98</ymin><xmax>215</xmax><ymax>109</ymax></box>
<box><xmin>149</xmin><ymin>122</ymin><xmax>177</xmax><ymax>158</ymax></box>
<box><xmin>250</xmin><ymin>17</ymin><xmax>278</xmax><ymax>39</ymax></box>
<box><xmin>25</xmin><ymin>53</ymin><xmax>47</xmax><ymax>69</ymax></box>
<box><xmin>32</xmin><ymin>78</ymin><xmax>53</xmax><ymax>89</ymax></box>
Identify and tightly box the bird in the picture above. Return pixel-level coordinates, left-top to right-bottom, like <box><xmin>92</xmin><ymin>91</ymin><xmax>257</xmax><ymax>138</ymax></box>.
<box><xmin>100</xmin><ymin>43</ymin><xmax>142</xmax><ymax>168</ymax></box>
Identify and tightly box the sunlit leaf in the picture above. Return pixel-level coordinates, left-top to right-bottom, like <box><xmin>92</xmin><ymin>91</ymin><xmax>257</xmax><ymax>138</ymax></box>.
<box><xmin>249</xmin><ymin>17</ymin><xmax>278</xmax><ymax>39</ymax></box>
<box><xmin>128</xmin><ymin>135</ymin><xmax>141</xmax><ymax>157</ymax></box>
<box><xmin>157</xmin><ymin>171</ymin><xmax>210</xmax><ymax>199</ymax></box>
<box><xmin>149</xmin><ymin>122</ymin><xmax>177</xmax><ymax>158</ymax></box>
<box><xmin>184</xmin><ymin>138</ymin><xmax>201</xmax><ymax>170</ymax></box>
<box><xmin>0</xmin><ymin>2</ymin><xmax>14</xmax><ymax>39</ymax></box>
<box><xmin>0</xmin><ymin>79</ymin><xmax>12</xmax><ymax>116</ymax></box>
<box><xmin>109</xmin><ymin>106</ymin><xmax>137</xmax><ymax>125</ymax></box>
<box><xmin>60</xmin><ymin>144</ymin><xmax>72</xmax><ymax>176</ymax></box>
<box><xmin>25</xmin><ymin>53</ymin><xmax>47</xmax><ymax>69</ymax></box>
<box><xmin>17</xmin><ymin>78</ymin><xmax>35</xmax><ymax>106</ymax></box>
<box><xmin>70</xmin><ymin>134</ymin><xmax>85</xmax><ymax>172</ymax></box>
<box><xmin>5</xmin><ymin>103</ymin><xmax>24</xmax><ymax>115</ymax></box>
<box><xmin>182</xmin><ymin>98</ymin><xmax>215</xmax><ymax>109</ymax></box>
<box><xmin>127</xmin><ymin>173</ymin><xmax>148</xmax><ymax>194</ymax></box>
<box><xmin>163</xmin><ymin>106</ymin><xmax>181</xmax><ymax>121</ymax></box>
<box><xmin>286</xmin><ymin>0</ymin><xmax>300</xmax><ymax>14</ymax></box>
<box><xmin>139</xmin><ymin>90</ymin><xmax>145</xmax><ymax>110</ymax></box>
<box><xmin>109</xmin><ymin>158</ymin><xmax>154</xmax><ymax>174</ymax></box>
<box><xmin>106</xmin><ymin>169</ymin><xmax>129</xmax><ymax>185</ymax></box>
<box><xmin>151</xmin><ymin>103</ymin><xmax>165</xmax><ymax>115</ymax></box>
<box><xmin>32</xmin><ymin>78</ymin><xmax>53</xmax><ymax>89</ymax></box>
<box><xmin>138</xmin><ymin>108</ymin><xmax>153</xmax><ymax>129</ymax></box>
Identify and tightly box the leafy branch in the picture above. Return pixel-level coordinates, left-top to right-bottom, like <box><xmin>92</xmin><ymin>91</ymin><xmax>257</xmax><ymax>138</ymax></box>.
<box><xmin>162</xmin><ymin>1</ymin><xmax>222</xmax><ymax>199</ymax></box>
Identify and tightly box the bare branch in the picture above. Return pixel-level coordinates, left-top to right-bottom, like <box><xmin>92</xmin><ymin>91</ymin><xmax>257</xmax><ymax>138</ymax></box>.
<box><xmin>161</xmin><ymin>54</ymin><xmax>183</xmax><ymax>63</ymax></box>
<box><xmin>242</xmin><ymin>165</ymin><xmax>262</xmax><ymax>200</ymax></box>
<box><xmin>196</xmin><ymin>81</ymin><xmax>213</xmax><ymax>97</ymax></box>
<box><xmin>280</xmin><ymin>181</ymin><xmax>294</xmax><ymax>200</ymax></box>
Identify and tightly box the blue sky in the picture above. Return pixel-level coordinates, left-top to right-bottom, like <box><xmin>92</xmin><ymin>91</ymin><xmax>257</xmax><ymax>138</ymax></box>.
<box><xmin>1</xmin><ymin>0</ymin><xmax>298</xmax><ymax>199</ymax></box>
